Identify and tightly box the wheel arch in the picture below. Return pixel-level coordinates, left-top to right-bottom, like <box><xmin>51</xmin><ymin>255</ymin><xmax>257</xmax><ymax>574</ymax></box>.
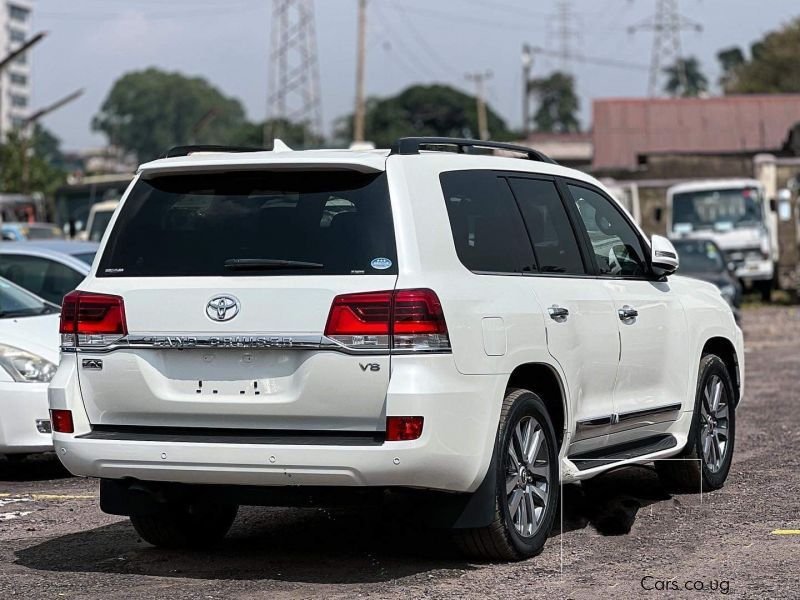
<box><xmin>506</xmin><ymin>362</ymin><xmax>568</xmax><ymax>449</ymax></box>
<box><xmin>701</xmin><ymin>336</ymin><xmax>741</xmax><ymax>405</ymax></box>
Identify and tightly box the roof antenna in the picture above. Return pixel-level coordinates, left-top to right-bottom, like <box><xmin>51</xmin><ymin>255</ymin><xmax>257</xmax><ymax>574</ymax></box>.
<box><xmin>272</xmin><ymin>139</ymin><xmax>293</xmax><ymax>152</ymax></box>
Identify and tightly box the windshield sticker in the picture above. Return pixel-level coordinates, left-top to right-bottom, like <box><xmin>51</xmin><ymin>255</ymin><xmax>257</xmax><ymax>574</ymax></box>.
<box><xmin>104</xmin><ymin>268</ymin><xmax>125</xmax><ymax>274</ymax></box>
<box><xmin>370</xmin><ymin>257</ymin><xmax>392</xmax><ymax>270</ymax></box>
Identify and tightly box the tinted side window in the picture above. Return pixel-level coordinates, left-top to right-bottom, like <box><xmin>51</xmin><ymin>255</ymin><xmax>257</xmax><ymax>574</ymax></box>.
<box><xmin>0</xmin><ymin>255</ymin><xmax>83</xmax><ymax>305</ymax></box>
<box><xmin>508</xmin><ymin>178</ymin><xmax>586</xmax><ymax>275</ymax></box>
<box><xmin>440</xmin><ymin>171</ymin><xmax>535</xmax><ymax>274</ymax></box>
<box><xmin>567</xmin><ymin>184</ymin><xmax>648</xmax><ymax>277</ymax></box>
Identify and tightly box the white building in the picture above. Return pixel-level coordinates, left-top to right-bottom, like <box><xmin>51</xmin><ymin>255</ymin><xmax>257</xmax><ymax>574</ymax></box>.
<box><xmin>0</xmin><ymin>0</ymin><xmax>33</xmax><ymax>141</ymax></box>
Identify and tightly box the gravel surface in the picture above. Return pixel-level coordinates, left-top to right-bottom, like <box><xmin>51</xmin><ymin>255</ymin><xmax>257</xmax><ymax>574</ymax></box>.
<box><xmin>1</xmin><ymin>306</ymin><xmax>798</xmax><ymax>599</ymax></box>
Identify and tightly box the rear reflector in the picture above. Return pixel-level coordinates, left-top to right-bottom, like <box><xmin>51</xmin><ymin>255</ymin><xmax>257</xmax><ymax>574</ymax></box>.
<box><xmin>386</xmin><ymin>416</ymin><xmax>424</xmax><ymax>441</ymax></box>
<box><xmin>325</xmin><ymin>288</ymin><xmax>450</xmax><ymax>352</ymax></box>
<box><xmin>60</xmin><ymin>291</ymin><xmax>127</xmax><ymax>349</ymax></box>
<box><xmin>50</xmin><ymin>409</ymin><xmax>74</xmax><ymax>434</ymax></box>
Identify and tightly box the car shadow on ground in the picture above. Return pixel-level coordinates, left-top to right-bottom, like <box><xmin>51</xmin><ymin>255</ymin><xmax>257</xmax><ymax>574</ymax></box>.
<box><xmin>556</xmin><ymin>465</ymin><xmax>672</xmax><ymax>536</ymax></box>
<box><xmin>13</xmin><ymin>465</ymin><xmax>675</xmax><ymax>583</ymax></box>
<box><xmin>0</xmin><ymin>453</ymin><xmax>72</xmax><ymax>482</ymax></box>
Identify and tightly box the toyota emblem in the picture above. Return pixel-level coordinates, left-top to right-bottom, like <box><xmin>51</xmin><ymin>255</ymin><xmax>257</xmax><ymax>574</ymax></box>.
<box><xmin>206</xmin><ymin>295</ymin><xmax>240</xmax><ymax>322</ymax></box>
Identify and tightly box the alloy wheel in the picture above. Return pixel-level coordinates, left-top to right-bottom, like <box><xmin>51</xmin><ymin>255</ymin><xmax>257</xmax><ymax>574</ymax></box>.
<box><xmin>700</xmin><ymin>374</ymin><xmax>730</xmax><ymax>473</ymax></box>
<box><xmin>505</xmin><ymin>415</ymin><xmax>551</xmax><ymax>538</ymax></box>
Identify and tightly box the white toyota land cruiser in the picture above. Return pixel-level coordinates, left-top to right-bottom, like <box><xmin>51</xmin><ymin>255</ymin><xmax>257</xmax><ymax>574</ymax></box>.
<box><xmin>48</xmin><ymin>138</ymin><xmax>743</xmax><ymax>561</ymax></box>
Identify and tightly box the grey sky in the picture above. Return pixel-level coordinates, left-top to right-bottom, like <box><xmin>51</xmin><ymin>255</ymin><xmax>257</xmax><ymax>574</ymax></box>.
<box><xmin>31</xmin><ymin>0</ymin><xmax>800</xmax><ymax>150</ymax></box>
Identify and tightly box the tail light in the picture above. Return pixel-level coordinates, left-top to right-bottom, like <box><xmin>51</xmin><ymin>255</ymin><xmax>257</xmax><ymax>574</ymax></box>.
<box><xmin>325</xmin><ymin>288</ymin><xmax>450</xmax><ymax>352</ymax></box>
<box><xmin>50</xmin><ymin>409</ymin><xmax>74</xmax><ymax>434</ymax></box>
<box><xmin>386</xmin><ymin>416</ymin><xmax>424</xmax><ymax>441</ymax></box>
<box><xmin>60</xmin><ymin>291</ymin><xmax>127</xmax><ymax>349</ymax></box>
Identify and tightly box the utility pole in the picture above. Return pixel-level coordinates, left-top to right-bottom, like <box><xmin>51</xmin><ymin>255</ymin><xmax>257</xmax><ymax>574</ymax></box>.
<box><xmin>522</xmin><ymin>44</ymin><xmax>533</xmax><ymax>137</ymax></box>
<box><xmin>19</xmin><ymin>88</ymin><xmax>84</xmax><ymax>194</ymax></box>
<box><xmin>0</xmin><ymin>31</ymin><xmax>47</xmax><ymax>142</ymax></box>
<box><xmin>465</xmin><ymin>70</ymin><xmax>493</xmax><ymax>141</ymax></box>
<box><xmin>266</xmin><ymin>0</ymin><xmax>323</xmax><ymax>147</ymax></box>
<box><xmin>628</xmin><ymin>0</ymin><xmax>702</xmax><ymax>96</ymax></box>
<box><xmin>353</xmin><ymin>0</ymin><xmax>368</xmax><ymax>143</ymax></box>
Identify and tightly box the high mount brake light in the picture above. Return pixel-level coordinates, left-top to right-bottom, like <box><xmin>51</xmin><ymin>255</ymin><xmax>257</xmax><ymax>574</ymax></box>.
<box><xmin>60</xmin><ymin>291</ymin><xmax>127</xmax><ymax>349</ymax></box>
<box><xmin>324</xmin><ymin>288</ymin><xmax>450</xmax><ymax>352</ymax></box>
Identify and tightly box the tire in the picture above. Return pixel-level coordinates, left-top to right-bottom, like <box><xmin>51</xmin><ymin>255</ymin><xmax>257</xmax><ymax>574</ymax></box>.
<box><xmin>656</xmin><ymin>354</ymin><xmax>736</xmax><ymax>493</ymax></box>
<box><xmin>130</xmin><ymin>502</ymin><xmax>238</xmax><ymax>548</ymax></box>
<box><xmin>454</xmin><ymin>388</ymin><xmax>559</xmax><ymax>561</ymax></box>
<box><xmin>757</xmin><ymin>279</ymin><xmax>773</xmax><ymax>303</ymax></box>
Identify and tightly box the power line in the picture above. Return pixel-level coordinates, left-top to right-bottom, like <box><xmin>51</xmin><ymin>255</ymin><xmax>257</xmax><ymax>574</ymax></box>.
<box><xmin>385</xmin><ymin>3</ymin><xmax>544</xmax><ymax>32</ymax></box>
<box><xmin>527</xmin><ymin>46</ymin><xmax>649</xmax><ymax>71</ymax></box>
<box><xmin>628</xmin><ymin>0</ymin><xmax>702</xmax><ymax>96</ymax></box>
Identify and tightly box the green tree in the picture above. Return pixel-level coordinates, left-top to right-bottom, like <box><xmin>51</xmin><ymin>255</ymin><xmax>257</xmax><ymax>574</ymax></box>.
<box><xmin>92</xmin><ymin>68</ymin><xmax>248</xmax><ymax>162</ymax></box>
<box><xmin>0</xmin><ymin>126</ymin><xmax>66</xmax><ymax>195</ymax></box>
<box><xmin>717</xmin><ymin>47</ymin><xmax>745</xmax><ymax>89</ymax></box>
<box><xmin>663</xmin><ymin>56</ymin><xmax>709</xmax><ymax>97</ymax></box>
<box><xmin>333</xmin><ymin>84</ymin><xmax>513</xmax><ymax>147</ymax></box>
<box><xmin>528</xmin><ymin>72</ymin><xmax>580</xmax><ymax>133</ymax></box>
<box><xmin>230</xmin><ymin>118</ymin><xmax>322</xmax><ymax>149</ymax></box>
<box><xmin>722</xmin><ymin>17</ymin><xmax>800</xmax><ymax>94</ymax></box>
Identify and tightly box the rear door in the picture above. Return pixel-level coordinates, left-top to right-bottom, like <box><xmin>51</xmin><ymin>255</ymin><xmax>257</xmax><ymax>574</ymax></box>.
<box><xmin>506</xmin><ymin>176</ymin><xmax>621</xmax><ymax>451</ymax></box>
<box><xmin>76</xmin><ymin>168</ymin><xmax>399</xmax><ymax>433</ymax></box>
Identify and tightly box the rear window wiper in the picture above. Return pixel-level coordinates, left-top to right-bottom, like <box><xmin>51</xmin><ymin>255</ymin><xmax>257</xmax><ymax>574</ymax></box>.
<box><xmin>224</xmin><ymin>258</ymin><xmax>324</xmax><ymax>271</ymax></box>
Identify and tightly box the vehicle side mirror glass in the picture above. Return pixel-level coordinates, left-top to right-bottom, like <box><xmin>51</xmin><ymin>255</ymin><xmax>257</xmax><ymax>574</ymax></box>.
<box><xmin>651</xmin><ymin>234</ymin><xmax>679</xmax><ymax>278</ymax></box>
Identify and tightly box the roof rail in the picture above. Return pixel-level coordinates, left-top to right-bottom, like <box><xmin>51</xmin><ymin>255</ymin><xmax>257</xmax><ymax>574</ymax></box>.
<box><xmin>162</xmin><ymin>144</ymin><xmax>269</xmax><ymax>159</ymax></box>
<box><xmin>389</xmin><ymin>137</ymin><xmax>558</xmax><ymax>164</ymax></box>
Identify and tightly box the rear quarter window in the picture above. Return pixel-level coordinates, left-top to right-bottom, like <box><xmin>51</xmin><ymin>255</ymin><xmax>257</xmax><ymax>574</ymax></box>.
<box><xmin>98</xmin><ymin>170</ymin><xmax>397</xmax><ymax>277</ymax></box>
<box><xmin>440</xmin><ymin>170</ymin><xmax>535</xmax><ymax>274</ymax></box>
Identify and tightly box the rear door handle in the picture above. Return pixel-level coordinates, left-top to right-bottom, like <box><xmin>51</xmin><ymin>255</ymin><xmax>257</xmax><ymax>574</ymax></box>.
<box><xmin>548</xmin><ymin>305</ymin><xmax>569</xmax><ymax>321</ymax></box>
<box><xmin>618</xmin><ymin>305</ymin><xmax>638</xmax><ymax>321</ymax></box>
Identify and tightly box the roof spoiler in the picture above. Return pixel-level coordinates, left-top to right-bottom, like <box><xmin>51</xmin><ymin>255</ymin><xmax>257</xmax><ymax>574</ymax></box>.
<box><xmin>162</xmin><ymin>139</ymin><xmax>293</xmax><ymax>158</ymax></box>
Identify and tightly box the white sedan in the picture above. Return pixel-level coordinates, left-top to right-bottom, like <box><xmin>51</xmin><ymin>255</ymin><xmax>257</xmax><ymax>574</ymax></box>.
<box><xmin>0</xmin><ymin>277</ymin><xmax>60</xmax><ymax>458</ymax></box>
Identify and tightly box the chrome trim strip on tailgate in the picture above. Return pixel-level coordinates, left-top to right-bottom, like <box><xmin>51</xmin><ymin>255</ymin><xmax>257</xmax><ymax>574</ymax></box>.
<box><xmin>62</xmin><ymin>334</ymin><xmax>450</xmax><ymax>355</ymax></box>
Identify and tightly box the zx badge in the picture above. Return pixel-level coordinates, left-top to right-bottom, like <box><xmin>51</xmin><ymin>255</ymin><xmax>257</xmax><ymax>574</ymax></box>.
<box><xmin>360</xmin><ymin>363</ymin><xmax>380</xmax><ymax>372</ymax></box>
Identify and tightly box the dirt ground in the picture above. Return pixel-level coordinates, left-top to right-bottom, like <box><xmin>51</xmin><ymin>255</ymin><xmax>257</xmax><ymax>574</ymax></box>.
<box><xmin>1</xmin><ymin>305</ymin><xmax>798</xmax><ymax>599</ymax></box>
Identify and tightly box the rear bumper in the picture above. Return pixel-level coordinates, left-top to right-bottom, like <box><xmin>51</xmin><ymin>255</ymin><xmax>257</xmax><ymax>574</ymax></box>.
<box><xmin>735</xmin><ymin>259</ymin><xmax>773</xmax><ymax>282</ymax></box>
<box><xmin>49</xmin><ymin>353</ymin><xmax>505</xmax><ymax>493</ymax></box>
<box><xmin>0</xmin><ymin>381</ymin><xmax>53</xmax><ymax>454</ymax></box>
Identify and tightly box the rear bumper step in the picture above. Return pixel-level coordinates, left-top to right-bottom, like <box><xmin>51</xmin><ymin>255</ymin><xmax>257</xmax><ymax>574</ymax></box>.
<box><xmin>80</xmin><ymin>425</ymin><xmax>384</xmax><ymax>446</ymax></box>
<box><xmin>568</xmin><ymin>434</ymin><xmax>678</xmax><ymax>471</ymax></box>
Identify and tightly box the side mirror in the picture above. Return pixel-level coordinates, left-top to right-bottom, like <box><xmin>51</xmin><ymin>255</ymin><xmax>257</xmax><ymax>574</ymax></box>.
<box><xmin>651</xmin><ymin>234</ymin><xmax>679</xmax><ymax>278</ymax></box>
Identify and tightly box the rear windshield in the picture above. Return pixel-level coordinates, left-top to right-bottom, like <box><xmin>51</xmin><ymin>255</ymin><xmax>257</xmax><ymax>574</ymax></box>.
<box><xmin>97</xmin><ymin>170</ymin><xmax>397</xmax><ymax>277</ymax></box>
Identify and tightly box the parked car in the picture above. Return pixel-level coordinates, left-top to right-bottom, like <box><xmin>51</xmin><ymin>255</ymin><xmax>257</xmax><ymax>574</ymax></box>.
<box><xmin>1</xmin><ymin>222</ymin><xmax>65</xmax><ymax>241</ymax></box>
<box><xmin>0</xmin><ymin>277</ymin><xmax>60</xmax><ymax>458</ymax></box>
<box><xmin>0</xmin><ymin>241</ymin><xmax>98</xmax><ymax>306</ymax></box>
<box><xmin>82</xmin><ymin>199</ymin><xmax>119</xmax><ymax>242</ymax></box>
<box><xmin>673</xmin><ymin>238</ymin><xmax>743</xmax><ymax>321</ymax></box>
<box><xmin>49</xmin><ymin>138</ymin><xmax>743</xmax><ymax>560</ymax></box>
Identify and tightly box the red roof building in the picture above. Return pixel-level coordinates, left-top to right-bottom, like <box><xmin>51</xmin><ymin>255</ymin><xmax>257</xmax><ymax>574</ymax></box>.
<box><xmin>592</xmin><ymin>95</ymin><xmax>800</xmax><ymax>170</ymax></box>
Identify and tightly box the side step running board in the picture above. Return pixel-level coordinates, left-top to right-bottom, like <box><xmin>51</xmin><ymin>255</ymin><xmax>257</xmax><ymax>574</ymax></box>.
<box><xmin>568</xmin><ymin>434</ymin><xmax>678</xmax><ymax>471</ymax></box>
